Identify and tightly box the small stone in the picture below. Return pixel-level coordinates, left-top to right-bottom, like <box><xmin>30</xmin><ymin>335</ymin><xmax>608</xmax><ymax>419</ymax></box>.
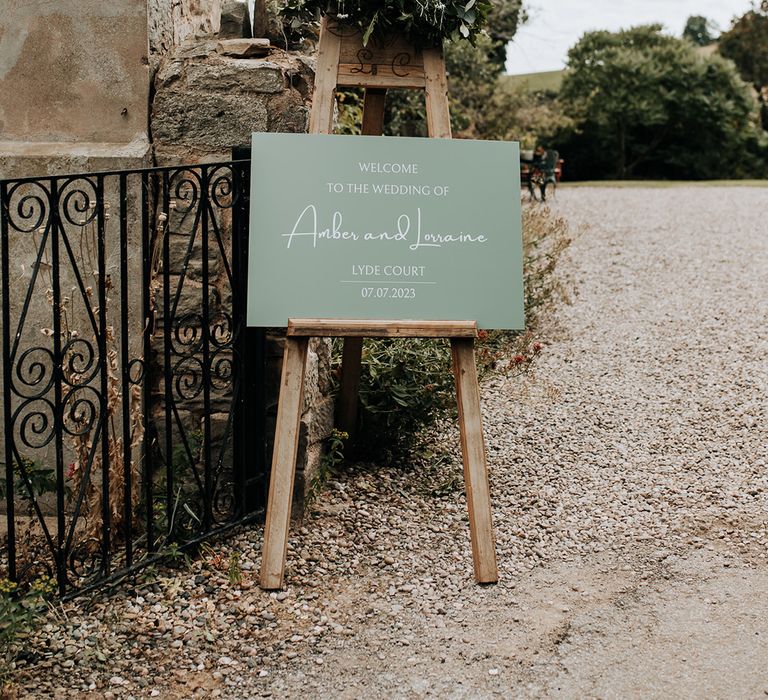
<box><xmin>216</xmin><ymin>39</ymin><xmax>271</xmax><ymax>59</ymax></box>
<box><xmin>219</xmin><ymin>0</ymin><xmax>252</xmax><ymax>40</ymax></box>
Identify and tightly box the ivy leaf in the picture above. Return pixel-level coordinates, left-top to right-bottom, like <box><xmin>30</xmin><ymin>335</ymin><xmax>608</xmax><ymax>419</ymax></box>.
<box><xmin>459</xmin><ymin>23</ymin><xmax>470</xmax><ymax>38</ymax></box>
<box><xmin>362</xmin><ymin>11</ymin><xmax>379</xmax><ymax>46</ymax></box>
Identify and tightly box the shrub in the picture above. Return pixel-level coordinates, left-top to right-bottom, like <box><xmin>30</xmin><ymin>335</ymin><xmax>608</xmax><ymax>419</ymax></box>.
<box><xmin>281</xmin><ymin>0</ymin><xmax>493</xmax><ymax>46</ymax></box>
<box><xmin>0</xmin><ymin>458</ymin><xmax>58</xmax><ymax>502</ymax></box>
<box><xmin>558</xmin><ymin>24</ymin><xmax>767</xmax><ymax>179</ymax></box>
<box><xmin>0</xmin><ymin>576</ymin><xmax>56</xmax><ymax>669</ymax></box>
<box><xmin>335</xmin><ymin>204</ymin><xmax>570</xmax><ymax>464</ymax></box>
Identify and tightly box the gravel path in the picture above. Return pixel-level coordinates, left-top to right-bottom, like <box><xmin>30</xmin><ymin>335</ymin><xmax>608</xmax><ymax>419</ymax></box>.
<box><xmin>11</xmin><ymin>186</ymin><xmax>768</xmax><ymax>699</ymax></box>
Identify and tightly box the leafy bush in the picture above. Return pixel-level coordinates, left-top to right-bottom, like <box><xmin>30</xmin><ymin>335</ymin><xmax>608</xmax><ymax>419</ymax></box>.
<box><xmin>281</xmin><ymin>0</ymin><xmax>493</xmax><ymax>46</ymax></box>
<box><xmin>718</xmin><ymin>1</ymin><xmax>768</xmax><ymax>130</ymax></box>
<box><xmin>0</xmin><ymin>576</ymin><xmax>56</xmax><ymax>665</ymax></box>
<box><xmin>281</xmin><ymin>1</ymin><xmax>530</xmax><ymax>143</ymax></box>
<box><xmin>336</xmin><ymin>205</ymin><xmax>570</xmax><ymax>464</ymax></box>
<box><xmin>352</xmin><ymin>337</ymin><xmax>455</xmax><ymax>462</ymax></box>
<box><xmin>0</xmin><ymin>458</ymin><xmax>58</xmax><ymax>502</ymax></box>
<box><xmin>381</xmin><ymin>14</ymin><xmax>542</xmax><ymax>141</ymax></box>
<box><xmin>557</xmin><ymin>24</ymin><xmax>768</xmax><ymax>179</ymax></box>
<box><xmin>307</xmin><ymin>429</ymin><xmax>350</xmax><ymax>503</ymax></box>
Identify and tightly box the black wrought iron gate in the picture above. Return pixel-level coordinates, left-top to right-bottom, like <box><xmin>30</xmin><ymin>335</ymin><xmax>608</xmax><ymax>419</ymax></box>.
<box><xmin>0</xmin><ymin>158</ymin><xmax>267</xmax><ymax>596</ymax></box>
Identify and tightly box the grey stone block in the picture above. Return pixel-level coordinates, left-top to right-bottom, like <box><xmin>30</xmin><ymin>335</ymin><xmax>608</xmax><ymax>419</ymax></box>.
<box><xmin>216</xmin><ymin>38</ymin><xmax>270</xmax><ymax>58</ymax></box>
<box><xmin>219</xmin><ymin>0</ymin><xmax>252</xmax><ymax>39</ymax></box>
<box><xmin>186</xmin><ymin>58</ymin><xmax>284</xmax><ymax>93</ymax></box>
<box><xmin>152</xmin><ymin>90</ymin><xmax>269</xmax><ymax>148</ymax></box>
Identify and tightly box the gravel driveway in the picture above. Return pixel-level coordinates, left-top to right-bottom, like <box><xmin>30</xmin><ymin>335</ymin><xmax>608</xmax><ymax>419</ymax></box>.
<box><xmin>13</xmin><ymin>186</ymin><xmax>768</xmax><ymax>699</ymax></box>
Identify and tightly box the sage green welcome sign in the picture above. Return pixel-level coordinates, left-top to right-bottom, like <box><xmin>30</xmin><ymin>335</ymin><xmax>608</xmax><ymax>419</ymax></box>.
<box><xmin>247</xmin><ymin>133</ymin><xmax>523</xmax><ymax>329</ymax></box>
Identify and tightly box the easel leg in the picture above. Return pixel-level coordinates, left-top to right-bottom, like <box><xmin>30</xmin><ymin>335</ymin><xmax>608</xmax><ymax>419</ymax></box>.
<box><xmin>423</xmin><ymin>48</ymin><xmax>452</xmax><ymax>139</ymax></box>
<box><xmin>451</xmin><ymin>337</ymin><xmax>498</xmax><ymax>583</ymax></box>
<box><xmin>260</xmin><ymin>336</ymin><xmax>310</xmax><ymax>589</ymax></box>
<box><xmin>337</xmin><ymin>336</ymin><xmax>363</xmax><ymax>438</ymax></box>
<box><xmin>334</xmin><ymin>89</ymin><xmax>387</xmax><ymax>439</ymax></box>
<box><xmin>309</xmin><ymin>17</ymin><xmax>342</xmax><ymax>134</ymax></box>
<box><xmin>362</xmin><ymin>88</ymin><xmax>387</xmax><ymax>135</ymax></box>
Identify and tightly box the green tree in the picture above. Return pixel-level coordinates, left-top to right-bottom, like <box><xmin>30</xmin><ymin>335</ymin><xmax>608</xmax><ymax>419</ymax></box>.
<box><xmin>683</xmin><ymin>15</ymin><xmax>718</xmax><ymax>46</ymax></box>
<box><xmin>486</xmin><ymin>0</ymin><xmax>527</xmax><ymax>66</ymax></box>
<box><xmin>485</xmin><ymin>80</ymin><xmax>573</xmax><ymax>146</ymax></box>
<box><xmin>558</xmin><ymin>25</ymin><xmax>766</xmax><ymax>179</ymax></box>
<box><xmin>384</xmin><ymin>0</ymin><xmax>527</xmax><ymax>138</ymax></box>
<box><xmin>718</xmin><ymin>1</ymin><xmax>768</xmax><ymax>128</ymax></box>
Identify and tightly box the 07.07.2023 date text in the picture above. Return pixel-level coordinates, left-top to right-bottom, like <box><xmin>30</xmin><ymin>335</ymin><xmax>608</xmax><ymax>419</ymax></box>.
<box><xmin>360</xmin><ymin>287</ymin><xmax>416</xmax><ymax>299</ymax></box>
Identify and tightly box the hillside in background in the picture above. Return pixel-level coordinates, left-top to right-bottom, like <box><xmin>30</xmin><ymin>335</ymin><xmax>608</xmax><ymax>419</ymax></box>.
<box><xmin>504</xmin><ymin>44</ymin><xmax>718</xmax><ymax>94</ymax></box>
<box><xmin>503</xmin><ymin>68</ymin><xmax>564</xmax><ymax>92</ymax></box>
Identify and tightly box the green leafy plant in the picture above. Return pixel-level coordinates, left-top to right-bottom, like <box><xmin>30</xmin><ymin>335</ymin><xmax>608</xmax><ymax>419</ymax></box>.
<box><xmin>558</xmin><ymin>24</ymin><xmax>767</xmax><ymax>179</ymax></box>
<box><xmin>0</xmin><ymin>576</ymin><xmax>56</xmax><ymax>661</ymax></box>
<box><xmin>718</xmin><ymin>1</ymin><xmax>768</xmax><ymax>130</ymax></box>
<box><xmin>144</xmin><ymin>430</ymin><xmax>205</xmax><ymax>547</ymax></box>
<box><xmin>0</xmin><ymin>458</ymin><xmax>58</xmax><ymax>502</ymax></box>
<box><xmin>353</xmin><ymin>338</ymin><xmax>455</xmax><ymax>463</ymax></box>
<box><xmin>307</xmin><ymin>429</ymin><xmax>349</xmax><ymax>504</ymax></box>
<box><xmin>336</xmin><ymin>205</ymin><xmax>570</xmax><ymax>465</ymax></box>
<box><xmin>379</xmin><ymin>7</ymin><xmax>542</xmax><ymax>142</ymax></box>
<box><xmin>163</xmin><ymin>541</ymin><xmax>191</xmax><ymax>569</ymax></box>
<box><xmin>281</xmin><ymin>0</ymin><xmax>493</xmax><ymax>46</ymax></box>
<box><xmin>227</xmin><ymin>552</ymin><xmax>242</xmax><ymax>586</ymax></box>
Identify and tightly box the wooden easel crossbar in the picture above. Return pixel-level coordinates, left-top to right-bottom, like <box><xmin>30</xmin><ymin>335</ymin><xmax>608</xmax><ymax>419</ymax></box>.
<box><xmin>258</xmin><ymin>19</ymin><xmax>499</xmax><ymax>590</ymax></box>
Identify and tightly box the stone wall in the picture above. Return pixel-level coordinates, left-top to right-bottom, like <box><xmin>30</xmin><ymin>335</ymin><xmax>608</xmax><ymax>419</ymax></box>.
<box><xmin>152</xmin><ymin>40</ymin><xmax>312</xmax><ymax>162</ymax></box>
<box><xmin>0</xmin><ymin>1</ymin><xmax>331</xmax><ymax>511</ymax></box>
<box><xmin>147</xmin><ymin>0</ymin><xmax>223</xmax><ymax>58</ymax></box>
<box><xmin>0</xmin><ymin>0</ymin><xmax>150</xmax><ymax>147</ymax></box>
<box><xmin>150</xmin><ymin>37</ymin><xmax>332</xmax><ymax>504</ymax></box>
<box><xmin>0</xmin><ymin>0</ymin><xmax>152</xmax><ymax>481</ymax></box>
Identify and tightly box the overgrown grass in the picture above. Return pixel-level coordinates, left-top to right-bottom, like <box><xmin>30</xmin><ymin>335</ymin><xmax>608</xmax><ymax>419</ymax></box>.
<box><xmin>325</xmin><ymin>204</ymin><xmax>571</xmax><ymax>465</ymax></box>
<box><xmin>1</xmin><ymin>576</ymin><xmax>57</xmax><ymax>678</ymax></box>
<box><xmin>502</xmin><ymin>70</ymin><xmax>565</xmax><ymax>93</ymax></box>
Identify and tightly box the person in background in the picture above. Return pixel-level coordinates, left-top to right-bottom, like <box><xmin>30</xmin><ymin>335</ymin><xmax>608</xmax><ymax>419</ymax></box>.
<box><xmin>525</xmin><ymin>145</ymin><xmax>548</xmax><ymax>200</ymax></box>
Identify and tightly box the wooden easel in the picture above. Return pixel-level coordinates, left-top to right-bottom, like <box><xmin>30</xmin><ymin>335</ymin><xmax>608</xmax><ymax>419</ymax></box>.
<box><xmin>259</xmin><ymin>20</ymin><xmax>498</xmax><ymax>589</ymax></box>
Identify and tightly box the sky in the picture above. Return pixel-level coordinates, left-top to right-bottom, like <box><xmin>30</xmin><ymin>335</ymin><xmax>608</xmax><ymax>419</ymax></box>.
<box><xmin>506</xmin><ymin>0</ymin><xmax>755</xmax><ymax>74</ymax></box>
